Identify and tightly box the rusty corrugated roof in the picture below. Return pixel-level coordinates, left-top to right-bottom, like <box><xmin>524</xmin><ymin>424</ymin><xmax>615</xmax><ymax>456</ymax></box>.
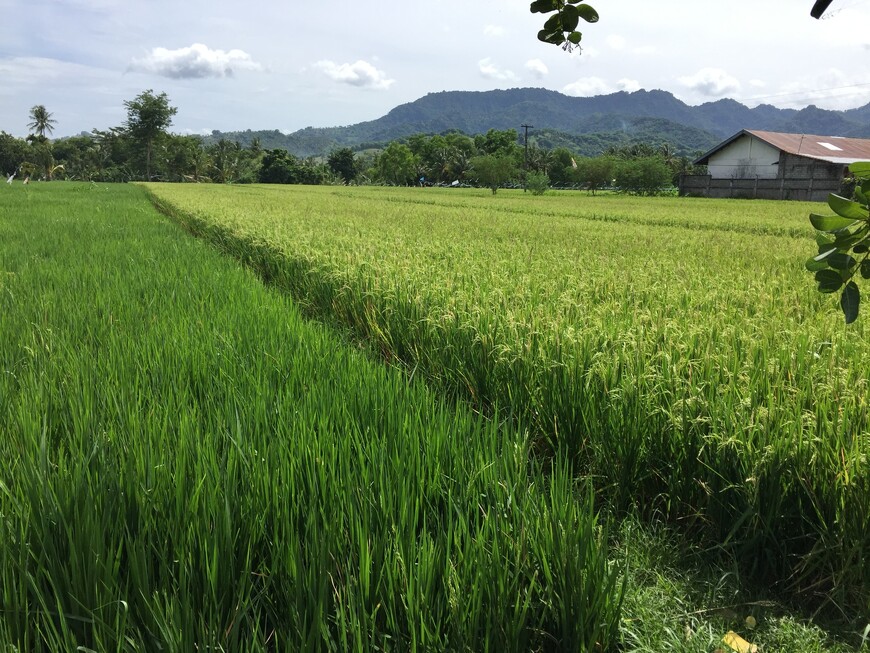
<box><xmin>695</xmin><ymin>130</ymin><xmax>870</xmax><ymax>165</ymax></box>
<box><xmin>747</xmin><ymin>130</ymin><xmax>870</xmax><ymax>160</ymax></box>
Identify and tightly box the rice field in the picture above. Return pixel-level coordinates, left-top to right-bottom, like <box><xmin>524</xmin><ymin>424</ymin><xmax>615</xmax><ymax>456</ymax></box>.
<box><xmin>145</xmin><ymin>184</ymin><xmax>869</xmax><ymax>614</ymax></box>
<box><xmin>1</xmin><ymin>182</ymin><xmax>867</xmax><ymax>651</ymax></box>
<box><xmin>0</xmin><ymin>184</ymin><xmax>623</xmax><ymax>651</ymax></box>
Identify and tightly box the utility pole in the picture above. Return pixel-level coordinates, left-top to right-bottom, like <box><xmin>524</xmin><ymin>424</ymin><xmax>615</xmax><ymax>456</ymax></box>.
<box><xmin>521</xmin><ymin>124</ymin><xmax>533</xmax><ymax>192</ymax></box>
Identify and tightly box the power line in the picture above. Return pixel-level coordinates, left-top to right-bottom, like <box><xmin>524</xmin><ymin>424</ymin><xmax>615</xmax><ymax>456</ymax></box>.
<box><xmin>736</xmin><ymin>81</ymin><xmax>870</xmax><ymax>106</ymax></box>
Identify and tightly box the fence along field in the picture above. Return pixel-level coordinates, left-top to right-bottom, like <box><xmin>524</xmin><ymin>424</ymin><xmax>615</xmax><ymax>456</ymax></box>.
<box><xmin>147</xmin><ymin>183</ymin><xmax>870</xmax><ymax>613</ymax></box>
<box><xmin>0</xmin><ymin>184</ymin><xmax>624</xmax><ymax>650</ymax></box>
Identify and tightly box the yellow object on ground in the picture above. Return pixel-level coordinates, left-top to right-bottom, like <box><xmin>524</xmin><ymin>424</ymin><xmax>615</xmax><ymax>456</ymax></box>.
<box><xmin>723</xmin><ymin>630</ymin><xmax>758</xmax><ymax>653</ymax></box>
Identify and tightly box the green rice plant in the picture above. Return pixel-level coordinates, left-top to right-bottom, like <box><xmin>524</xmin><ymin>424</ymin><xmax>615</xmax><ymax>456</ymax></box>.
<box><xmin>0</xmin><ymin>183</ymin><xmax>623</xmax><ymax>651</ymax></box>
<box><xmin>144</xmin><ymin>183</ymin><xmax>869</xmax><ymax>614</ymax></box>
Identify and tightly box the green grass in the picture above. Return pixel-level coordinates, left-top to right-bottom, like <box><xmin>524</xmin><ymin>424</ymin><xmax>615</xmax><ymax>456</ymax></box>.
<box><xmin>144</xmin><ymin>183</ymin><xmax>870</xmax><ymax>614</ymax></box>
<box><xmin>0</xmin><ymin>183</ymin><xmax>625</xmax><ymax>651</ymax></box>
<box><xmin>614</xmin><ymin>517</ymin><xmax>863</xmax><ymax>653</ymax></box>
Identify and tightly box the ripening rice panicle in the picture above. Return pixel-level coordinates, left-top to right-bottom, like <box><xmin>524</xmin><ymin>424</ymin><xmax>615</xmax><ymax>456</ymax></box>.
<box><xmin>146</xmin><ymin>182</ymin><xmax>869</xmax><ymax>612</ymax></box>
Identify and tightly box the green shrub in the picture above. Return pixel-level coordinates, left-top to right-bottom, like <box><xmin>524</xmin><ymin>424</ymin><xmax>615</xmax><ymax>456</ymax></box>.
<box><xmin>614</xmin><ymin>156</ymin><xmax>672</xmax><ymax>195</ymax></box>
<box><xmin>470</xmin><ymin>154</ymin><xmax>517</xmax><ymax>194</ymax></box>
<box><xmin>526</xmin><ymin>170</ymin><xmax>550</xmax><ymax>195</ymax></box>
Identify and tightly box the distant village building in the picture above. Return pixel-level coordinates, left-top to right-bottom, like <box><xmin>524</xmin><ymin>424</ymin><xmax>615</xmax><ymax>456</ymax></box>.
<box><xmin>679</xmin><ymin>130</ymin><xmax>870</xmax><ymax>201</ymax></box>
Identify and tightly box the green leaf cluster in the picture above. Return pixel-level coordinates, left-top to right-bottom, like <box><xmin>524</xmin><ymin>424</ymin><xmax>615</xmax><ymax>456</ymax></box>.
<box><xmin>530</xmin><ymin>0</ymin><xmax>599</xmax><ymax>48</ymax></box>
<box><xmin>807</xmin><ymin>162</ymin><xmax>870</xmax><ymax>323</ymax></box>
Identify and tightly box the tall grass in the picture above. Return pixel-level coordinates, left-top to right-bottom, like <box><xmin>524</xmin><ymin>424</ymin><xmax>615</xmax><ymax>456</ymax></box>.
<box><xmin>145</xmin><ymin>183</ymin><xmax>869</xmax><ymax>613</ymax></box>
<box><xmin>0</xmin><ymin>183</ymin><xmax>623</xmax><ymax>651</ymax></box>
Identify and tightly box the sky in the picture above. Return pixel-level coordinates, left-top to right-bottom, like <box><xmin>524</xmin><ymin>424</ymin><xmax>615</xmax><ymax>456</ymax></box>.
<box><xmin>2</xmin><ymin>0</ymin><xmax>870</xmax><ymax>138</ymax></box>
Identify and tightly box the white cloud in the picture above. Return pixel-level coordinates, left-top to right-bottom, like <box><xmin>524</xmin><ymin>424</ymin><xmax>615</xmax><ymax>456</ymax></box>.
<box><xmin>483</xmin><ymin>25</ymin><xmax>506</xmax><ymax>37</ymax></box>
<box><xmin>129</xmin><ymin>43</ymin><xmax>261</xmax><ymax>79</ymax></box>
<box><xmin>525</xmin><ymin>59</ymin><xmax>549</xmax><ymax>80</ymax></box>
<box><xmin>769</xmin><ymin>68</ymin><xmax>870</xmax><ymax>110</ymax></box>
<box><xmin>616</xmin><ymin>78</ymin><xmax>641</xmax><ymax>92</ymax></box>
<box><xmin>749</xmin><ymin>79</ymin><xmax>767</xmax><ymax>88</ymax></box>
<box><xmin>0</xmin><ymin>57</ymin><xmax>93</xmax><ymax>92</ymax></box>
<box><xmin>678</xmin><ymin>67</ymin><xmax>740</xmax><ymax>97</ymax></box>
<box><xmin>562</xmin><ymin>76</ymin><xmax>612</xmax><ymax>97</ymax></box>
<box><xmin>0</xmin><ymin>57</ymin><xmax>123</xmax><ymax>104</ymax></box>
<box><xmin>478</xmin><ymin>58</ymin><xmax>518</xmax><ymax>82</ymax></box>
<box><xmin>814</xmin><ymin>13</ymin><xmax>870</xmax><ymax>49</ymax></box>
<box><xmin>604</xmin><ymin>36</ymin><xmax>655</xmax><ymax>56</ymax></box>
<box><xmin>314</xmin><ymin>59</ymin><xmax>395</xmax><ymax>90</ymax></box>
<box><xmin>0</xmin><ymin>55</ymin><xmax>137</xmax><ymax>136</ymax></box>
<box><xmin>57</xmin><ymin>0</ymin><xmax>125</xmax><ymax>9</ymax></box>
<box><xmin>606</xmin><ymin>35</ymin><xmax>626</xmax><ymax>50</ymax></box>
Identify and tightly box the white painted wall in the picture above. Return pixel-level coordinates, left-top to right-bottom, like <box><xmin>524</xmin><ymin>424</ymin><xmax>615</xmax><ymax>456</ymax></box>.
<box><xmin>707</xmin><ymin>134</ymin><xmax>781</xmax><ymax>179</ymax></box>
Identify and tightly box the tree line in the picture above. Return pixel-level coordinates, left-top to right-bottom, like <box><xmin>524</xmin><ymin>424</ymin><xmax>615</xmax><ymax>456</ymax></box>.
<box><xmin>2</xmin><ymin>91</ymin><xmax>705</xmax><ymax>194</ymax></box>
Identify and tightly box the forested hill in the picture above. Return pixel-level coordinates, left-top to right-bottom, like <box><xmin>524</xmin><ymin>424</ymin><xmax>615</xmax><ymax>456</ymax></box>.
<box><xmin>205</xmin><ymin>87</ymin><xmax>870</xmax><ymax>158</ymax></box>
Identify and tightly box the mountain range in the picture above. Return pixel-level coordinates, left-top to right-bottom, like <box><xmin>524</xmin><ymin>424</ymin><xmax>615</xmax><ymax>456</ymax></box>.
<box><xmin>204</xmin><ymin>88</ymin><xmax>870</xmax><ymax>159</ymax></box>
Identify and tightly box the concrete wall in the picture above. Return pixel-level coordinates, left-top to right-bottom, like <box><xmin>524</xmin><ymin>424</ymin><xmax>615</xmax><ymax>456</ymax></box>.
<box><xmin>707</xmin><ymin>134</ymin><xmax>781</xmax><ymax>179</ymax></box>
<box><xmin>778</xmin><ymin>153</ymin><xmax>846</xmax><ymax>182</ymax></box>
<box><xmin>683</xmin><ymin>148</ymin><xmax>848</xmax><ymax>201</ymax></box>
<box><xmin>679</xmin><ymin>174</ymin><xmax>842</xmax><ymax>202</ymax></box>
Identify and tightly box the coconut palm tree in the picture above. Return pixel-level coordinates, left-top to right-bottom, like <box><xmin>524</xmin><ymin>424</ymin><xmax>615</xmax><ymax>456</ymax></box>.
<box><xmin>28</xmin><ymin>105</ymin><xmax>57</xmax><ymax>139</ymax></box>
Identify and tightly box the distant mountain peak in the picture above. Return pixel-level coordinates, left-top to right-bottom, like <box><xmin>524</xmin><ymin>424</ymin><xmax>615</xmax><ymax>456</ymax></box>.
<box><xmin>205</xmin><ymin>87</ymin><xmax>870</xmax><ymax>158</ymax></box>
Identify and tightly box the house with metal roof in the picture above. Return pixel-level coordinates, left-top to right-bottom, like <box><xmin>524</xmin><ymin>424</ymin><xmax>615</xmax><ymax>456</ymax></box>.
<box><xmin>679</xmin><ymin>130</ymin><xmax>870</xmax><ymax>201</ymax></box>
